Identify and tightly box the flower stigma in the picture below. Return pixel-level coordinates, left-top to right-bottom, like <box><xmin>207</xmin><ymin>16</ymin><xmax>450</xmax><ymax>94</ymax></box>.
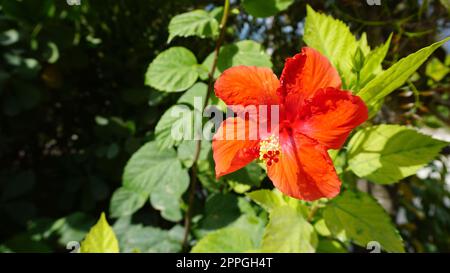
<box><xmin>259</xmin><ymin>135</ymin><xmax>281</xmax><ymax>166</ymax></box>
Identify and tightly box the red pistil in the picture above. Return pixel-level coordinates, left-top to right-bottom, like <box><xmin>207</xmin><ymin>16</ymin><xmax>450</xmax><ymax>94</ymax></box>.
<box><xmin>261</xmin><ymin>151</ymin><xmax>280</xmax><ymax>166</ymax></box>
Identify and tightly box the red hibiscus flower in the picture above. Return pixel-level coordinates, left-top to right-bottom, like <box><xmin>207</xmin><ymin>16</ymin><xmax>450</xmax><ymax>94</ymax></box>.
<box><xmin>212</xmin><ymin>47</ymin><xmax>368</xmax><ymax>201</ymax></box>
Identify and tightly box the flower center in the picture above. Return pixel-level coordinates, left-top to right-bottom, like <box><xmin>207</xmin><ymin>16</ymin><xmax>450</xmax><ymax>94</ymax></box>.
<box><xmin>259</xmin><ymin>135</ymin><xmax>281</xmax><ymax>166</ymax></box>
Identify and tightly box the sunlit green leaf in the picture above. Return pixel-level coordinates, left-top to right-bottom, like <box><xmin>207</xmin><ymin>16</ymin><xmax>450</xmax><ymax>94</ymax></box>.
<box><xmin>145</xmin><ymin>47</ymin><xmax>199</xmax><ymax>92</ymax></box>
<box><xmin>358</xmin><ymin>34</ymin><xmax>392</xmax><ymax>89</ymax></box>
<box><xmin>247</xmin><ymin>189</ymin><xmax>287</xmax><ymax>212</ymax></box>
<box><xmin>356</xmin><ymin>32</ymin><xmax>371</xmax><ymax>56</ymax></box>
<box><xmin>261</xmin><ymin>206</ymin><xmax>317</xmax><ymax>253</ymax></box>
<box><xmin>323</xmin><ymin>190</ymin><xmax>404</xmax><ymax>253</ymax></box>
<box><xmin>317</xmin><ymin>239</ymin><xmax>347</xmax><ymax>253</ymax></box>
<box><xmin>304</xmin><ymin>5</ymin><xmax>363</xmax><ymax>88</ymax></box>
<box><xmin>191</xmin><ymin>215</ymin><xmax>264</xmax><ymax>253</ymax></box>
<box><xmin>426</xmin><ymin>57</ymin><xmax>449</xmax><ymax>82</ymax></box>
<box><xmin>348</xmin><ymin>125</ymin><xmax>448</xmax><ymax>184</ymax></box>
<box><xmin>247</xmin><ymin>189</ymin><xmax>308</xmax><ymax>217</ymax></box>
<box><xmin>358</xmin><ymin>37</ymin><xmax>450</xmax><ymax>114</ymax></box>
<box><xmin>314</xmin><ymin>219</ymin><xmax>331</xmax><ymax>237</ymax></box>
<box><xmin>80</xmin><ymin>213</ymin><xmax>119</xmax><ymax>253</ymax></box>
<box><xmin>168</xmin><ymin>10</ymin><xmax>219</xmax><ymax>42</ymax></box>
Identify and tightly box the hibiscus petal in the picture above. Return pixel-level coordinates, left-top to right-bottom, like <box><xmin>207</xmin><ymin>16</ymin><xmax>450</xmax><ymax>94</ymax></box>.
<box><xmin>278</xmin><ymin>47</ymin><xmax>341</xmax><ymax>116</ymax></box>
<box><xmin>296</xmin><ymin>87</ymin><xmax>368</xmax><ymax>149</ymax></box>
<box><xmin>212</xmin><ymin>117</ymin><xmax>260</xmax><ymax>178</ymax></box>
<box><xmin>267</xmin><ymin>132</ymin><xmax>341</xmax><ymax>201</ymax></box>
<box><xmin>214</xmin><ymin>66</ymin><xmax>280</xmax><ymax>112</ymax></box>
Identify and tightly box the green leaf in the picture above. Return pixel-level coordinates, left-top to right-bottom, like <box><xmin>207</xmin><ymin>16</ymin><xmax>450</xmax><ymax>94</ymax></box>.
<box><xmin>304</xmin><ymin>7</ymin><xmax>392</xmax><ymax>92</ymax></box>
<box><xmin>191</xmin><ymin>226</ymin><xmax>255</xmax><ymax>253</ymax></box>
<box><xmin>109</xmin><ymin>187</ymin><xmax>147</xmax><ymax>218</ymax></box>
<box><xmin>314</xmin><ymin>218</ymin><xmax>348</xmax><ymax>245</ymax></box>
<box><xmin>224</xmin><ymin>162</ymin><xmax>265</xmax><ymax>188</ymax></box>
<box><xmin>113</xmin><ymin>218</ymin><xmax>182</xmax><ymax>253</ymax></box>
<box><xmin>155</xmin><ymin>105</ymin><xmax>193</xmax><ymax>150</ymax></box>
<box><xmin>148</xmin><ymin>90</ymin><xmax>169</xmax><ymax>106</ymax></box>
<box><xmin>196</xmin><ymin>193</ymin><xmax>241</xmax><ymax>237</ymax></box>
<box><xmin>145</xmin><ymin>47</ymin><xmax>199</xmax><ymax>92</ymax></box>
<box><xmin>196</xmin><ymin>154</ymin><xmax>222</xmax><ymax>193</ymax></box>
<box><xmin>247</xmin><ymin>189</ymin><xmax>287</xmax><ymax>212</ymax></box>
<box><xmin>328</xmin><ymin>150</ymin><xmax>346</xmax><ymax>175</ymax></box>
<box><xmin>201</xmin><ymin>40</ymin><xmax>272</xmax><ymax>79</ymax></box>
<box><xmin>177</xmin><ymin>139</ymin><xmax>211</xmax><ymax>168</ymax></box>
<box><xmin>242</xmin><ymin>0</ymin><xmax>294</xmax><ymax>18</ymax></box>
<box><xmin>150</xmin><ymin>179</ymin><xmax>188</xmax><ymax>221</ymax></box>
<box><xmin>261</xmin><ymin>206</ymin><xmax>317</xmax><ymax>253</ymax></box>
<box><xmin>177</xmin><ymin>82</ymin><xmax>208</xmax><ymax>107</ymax></box>
<box><xmin>122</xmin><ymin>142</ymin><xmax>180</xmax><ymax>192</ymax></box>
<box><xmin>358</xmin><ymin>34</ymin><xmax>392</xmax><ymax>89</ymax></box>
<box><xmin>304</xmin><ymin>5</ymin><xmax>361</xmax><ymax>88</ymax></box>
<box><xmin>247</xmin><ymin>189</ymin><xmax>308</xmax><ymax>217</ymax></box>
<box><xmin>348</xmin><ymin>125</ymin><xmax>448</xmax><ymax>184</ymax></box>
<box><xmin>155</xmin><ymin>83</ymin><xmax>207</xmax><ymax>150</ymax></box>
<box><xmin>356</xmin><ymin>33</ymin><xmax>371</xmax><ymax>56</ymax></box>
<box><xmin>323</xmin><ymin>190</ymin><xmax>404</xmax><ymax>253</ymax></box>
<box><xmin>210</xmin><ymin>6</ymin><xmax>224</xmax><ymax>20</ymax></box>
<box><xmin>168</xmin><ymin>10</ymin><xmax>219</xmax><ymax>43</ymax></box>
<box><xmin>426</xmin><ymin>57</ymin><xmax>450</xmax><ymax>82</ymax></box>
<box><xmin>358</xmin><ymin>37</ymin><xmax>450</xmax><ymax>114</ymax></box>
<box><xmin>317</xmin><ymin>239</ymin><xmax>347</xmax><ymax>253</ymax></box>
<box><xmin>191</xmin><ymin>215</ymin><xmax>265</xmax><ymax>253</ymax></box>
<box><xmin>352</xmin><ymin>47</ymin><xmax>366</xmax><ymax>73</ymax></box>
<box><xmin>111</xmin><ymin>142</ymin><xmax>189</xmax><ymax>221</ymax></box>
<box><xmin>314</xmin><ymin>219</ymin><xmax>332</xmax><ymax>237</ymax></box>
<box><xmin>80</xmin><ymin>213</ymin><xmax>119</xmax><ymax>253</ymax></box>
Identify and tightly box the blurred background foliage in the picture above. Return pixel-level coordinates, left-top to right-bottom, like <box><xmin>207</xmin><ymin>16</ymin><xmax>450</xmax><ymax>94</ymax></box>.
<box><xmin>0</xmin><ymin>0</ymin><xmax>449</xmax><ymax>252</ymax></box>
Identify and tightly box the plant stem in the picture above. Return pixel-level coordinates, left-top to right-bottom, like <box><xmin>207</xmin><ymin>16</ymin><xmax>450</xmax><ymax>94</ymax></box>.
<box><xmin>307</xmin><ymin>202</ymin><xmax>320</xmax><ymax>222</ymax></box>
<box><xmin>182</xmin><ymin>0</ymin><xmax>230</xmax><ymax>252</ymax></box>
